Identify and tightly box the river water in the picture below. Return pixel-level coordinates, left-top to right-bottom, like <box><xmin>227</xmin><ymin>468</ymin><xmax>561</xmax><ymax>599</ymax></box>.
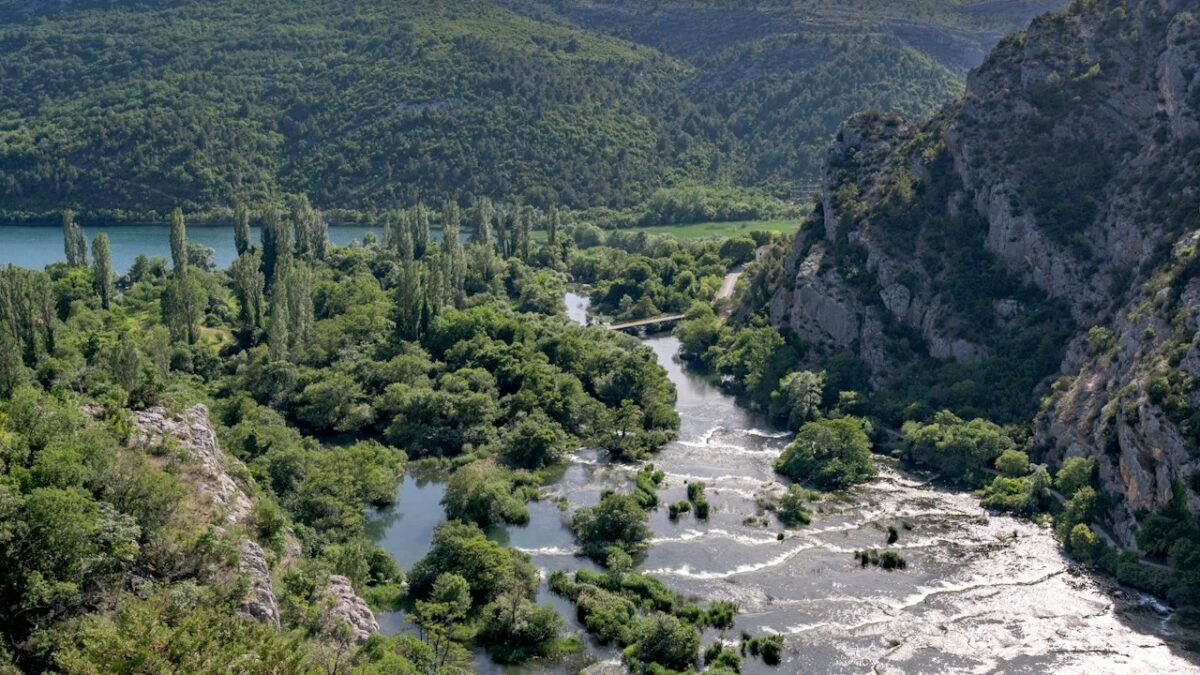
<box><xmin>379</xmin><ymin>295</ymin><xmax>1200</xmax><ymax>672</ymax></box>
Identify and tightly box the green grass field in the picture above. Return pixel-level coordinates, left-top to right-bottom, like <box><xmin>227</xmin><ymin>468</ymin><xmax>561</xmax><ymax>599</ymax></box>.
<box><xmin>628</xmin><ymin>218</ymin><xmax>804</xmax><ymax>240</ymax></box>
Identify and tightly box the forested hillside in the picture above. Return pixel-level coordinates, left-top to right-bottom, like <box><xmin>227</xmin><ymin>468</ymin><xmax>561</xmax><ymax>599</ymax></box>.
<box><xmin>0</xmin><ymin>0</ymin><xmax>1060</xmax><ymax>220</ymax></box>
<box><xmin>512</xmin><ymin>0</ymin><xmax>1061</xmax><ymax>187</ymax></box>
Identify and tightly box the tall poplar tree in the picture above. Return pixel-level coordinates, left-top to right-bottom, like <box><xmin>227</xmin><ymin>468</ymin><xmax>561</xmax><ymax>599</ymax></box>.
<box><xmin>92</xmin><ymin>233</ymin><xmax>113</xmax><ymax>309</ymax></box>
<box><xmin>285</xmin><ymin>263</ymin><xmax>314</xmax><ymax>353</ymax></box>
<box><xmin>442</xmin><ymin>201</ymin><xmax>465</xmax><ymax>306</ymax></box>
<box><xmin>233</xmin><ymin>203</ymin><xmax>252</xmax><ymax>256</ymax></box>
<box><xmin>230</xmin><ymin>250</ymin><xmax>265</xmax><ymax>336</ymax></box>
<box><xmin>291</xmin><ymin>194</ymin><xmax>328</xmax><ymax>260</ymax></box>
<box><xmin>413</xmin><ymin>203</ymin><xmax>430</xmax><ymax>259</ymax></box>
<box><xmin>267</xmin><ymin>276</ymin><xmax>290</xmax><ymax>361</ymax></box>
<box><xmin>62</xmin><ymin>210</ymin><xmax>88</xmax><ymax>267</ymax></box>
<box><xmin>169</xmin><ymin>208</ymin><xmax>187</xmax><ymax>277</ymax></box>
<box><xmin>396</xmin><ymin>211</ymin><xmax>415</xmax><ymax>261</ymax></box>
<box><xmin>471</xmin><ymin>197</ymin><xmax>494</xmax><ymax>248</ymax></box>
<box><xmin>261</xmin><ymin>207</ymin><xmax>290</xmax><ymax>286</ymax></box>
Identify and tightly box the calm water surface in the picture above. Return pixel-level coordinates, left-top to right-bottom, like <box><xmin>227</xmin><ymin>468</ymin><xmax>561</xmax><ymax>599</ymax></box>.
<box><xmin>370</xmin><ymin>291</ymin><xmax>1200</xmax><ymax>673</ymax></box>
<box><xmin>0</xmin><ymin>224</ymin><xmax>383</xmax><ymax>273</ymax></box>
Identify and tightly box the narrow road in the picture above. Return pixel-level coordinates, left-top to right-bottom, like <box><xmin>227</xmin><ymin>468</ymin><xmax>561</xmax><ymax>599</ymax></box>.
<box><xmin>716</xmin><ymin>266</ymin><xmax>743</xmax><ymax>301</ymax></box>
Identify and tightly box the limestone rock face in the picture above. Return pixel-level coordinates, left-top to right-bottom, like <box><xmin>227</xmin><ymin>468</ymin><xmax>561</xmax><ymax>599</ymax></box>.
<box><xmin>130</xmin><ymin>404</ymin><xmax>253</xmax><ymax>525</ymax></box>
<box><xmin>239</xmin><ymin>540</ymin><xmax>281</xmax><ymax>629</ymax></box>
<box><xmin>766</xmin><ymin>0</ymin><xmax>1200</xmax><ymax>542</ymax></box>
<box><xmin>323</xmin><ymin>575</ymin><xmax>379</xmax><ymax>644</ymax></box>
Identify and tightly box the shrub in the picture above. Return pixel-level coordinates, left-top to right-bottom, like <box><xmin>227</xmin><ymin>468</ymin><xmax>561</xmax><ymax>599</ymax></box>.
<box><xmin>776</xmin><ymin>485</ymin><xmax>814</xmax><ymax>527</ymax></box>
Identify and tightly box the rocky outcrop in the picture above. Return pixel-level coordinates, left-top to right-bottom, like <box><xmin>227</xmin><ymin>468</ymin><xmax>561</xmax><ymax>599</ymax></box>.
<box><xmin>130</xmin><ymin>404</ymin><xmax>253</xmax><ymax>525</ymax></box>
<box><xmin>768</xmin><ymin>0</ymin><xmax>1200</xmax><ymax>542</ymax></box>
<box><xmin>322</xmin><ymin>575</ymin><xmax>379</xmax><ymax>644</ymax></box>
<box><xmin>129</xmin><ymin>405</ymin><xmax>289</xmax><ymax>623</ymax></box>
<box><xmin>239</xmin><ymin>540</ymin><xmax>281</xmax><ymax>629</ymax></box>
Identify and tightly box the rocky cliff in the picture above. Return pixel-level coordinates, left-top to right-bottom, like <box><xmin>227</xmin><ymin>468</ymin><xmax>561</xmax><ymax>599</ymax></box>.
<box><xmin>769</xmin><ymin>0</ymin><xmax>1200</xmax><ymax>545</ymax></box>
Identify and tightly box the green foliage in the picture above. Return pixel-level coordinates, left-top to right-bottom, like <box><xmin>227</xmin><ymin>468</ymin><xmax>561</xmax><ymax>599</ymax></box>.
<box><xmin>744</xmin><ymin>633</ymin><xmax>784</xmax><ymax>666</ymax></box>
<box><xmin>579</xmin><ymin>239</ymin><xmax>727</xmax><ymax>322</ymax></box>
<box><xmin>774</xmin><ymin>417</ymin><xmax>876</xmax><ymax>489</ymax></box>
<box><xmin>667</xmin><ymin>500</ymin><xmax>692</xmax><ymax>520</ymax></box>
<box><xmin>572</xmin><ymin>491</ymin><xmax>651</xmax><ymax>561</ymax></box>
<box><xmin>1055</xmin><ymin>456</ymin><xmax>1095</xmax><ymax>498</ymax></box>
<box><xmin>995</xmin><ymin>449</ymin><xmax>1030</xmax><ymax>477</ymax></box>
<box><xmin>442</xmin><ymin>460</ymin><xmax>530</xmax><ymax>528</ymax></box>
<box><xmin>771</xmin><ymin>370</ymin><xmax>827</xmax><ymax>429</ymax></box>
<box><xmin>49</xmin><ymin>586</ymin><xmax>310</xmax><ymax>675</ymax></box>
<box><xmin>504</xmin><ymin>411</ymin><xmax>570</xmax><ymax>470</ymax></box>
<box><xmin>476</xmin><ymin>595</ymin><xmax>565</xmax><ymax>663</ymax></box>
<box><xmin>719</xmin><ymin>237</ymin><xmax>758</xmax><ymax>265</ymax></box>
<box><xmin>716</xmin><ymin>324</ymin><xmax>787</xmax><ymax>393</ymax></box>
<box><xmin>855</xmin><ymin>549</ymin><xmax>908</xmax><ymax>570</ymax></box>
<box><xmin>776</xmin><ymin>485</ymin><xmax>816</xmax><ymax>527</ymax></box>
<box><xmin>977</xmin><ymin>465</ymin><xmax>1050</xmax><ymax>516</ymax></box>
<box><xmin>408</xmin><ymin>521</ymin><xmax>537</xmax><ymax>608</ymax></box>
<box><xmin>634</xmin><ymin>464</ymin><xmax>666</xmax><ymax>509</ymax></box>
<box><xmin>630</xmin><ymin>613</ymin><xmax>701</xmax><ymax>673</ymax></box>
<box><xmin>901</xmin><ymin>410</ymin><xmax>1016</xmax><ymax>484</ymax></box>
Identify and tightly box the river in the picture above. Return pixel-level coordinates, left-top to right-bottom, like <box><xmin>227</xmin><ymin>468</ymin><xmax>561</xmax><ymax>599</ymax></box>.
<box><xmin>370</xmin><ymin>291</ymin><xmax>1200</xmax><ymax>673</ymax></box>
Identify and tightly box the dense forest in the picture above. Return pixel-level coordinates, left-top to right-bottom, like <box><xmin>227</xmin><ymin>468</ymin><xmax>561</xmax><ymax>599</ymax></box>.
<box><xmin>0</xmin><ymin>0</ymin><xmax>1058</xmax><ymax>220</ymax></box>
<box><xmin>0</xmin><ymin>200</ymin><xmax>804</xmax><ymax>673</ymax></box>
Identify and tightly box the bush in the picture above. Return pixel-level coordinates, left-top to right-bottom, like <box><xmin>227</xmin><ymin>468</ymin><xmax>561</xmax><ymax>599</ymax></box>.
<box><xmin>668</xmin><ymin>500</ymin><xmax>692</xmax><ymax>520</ymax></box>
<box><xmin>630</xmin><ymin>613</ymin><xmax>700</xmax><ymax>672</ymax></box>
<box><xmin>776</xmin><ymin>485</ymin><xmax>814</xmax><ymax>527</ymax></box>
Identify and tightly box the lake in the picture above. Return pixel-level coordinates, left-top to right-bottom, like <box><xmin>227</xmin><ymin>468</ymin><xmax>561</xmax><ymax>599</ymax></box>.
<box><xmin>0</xmin><ymin>224</ymin><xmax>392</xmax><ymax>273</ymax></box>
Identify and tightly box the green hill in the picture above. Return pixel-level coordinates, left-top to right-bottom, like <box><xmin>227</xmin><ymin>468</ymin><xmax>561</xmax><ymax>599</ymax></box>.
<box><xmin>0</xmin><ymin>0</ymin><xmax>1061</xmax><ymax>219</ymax></box>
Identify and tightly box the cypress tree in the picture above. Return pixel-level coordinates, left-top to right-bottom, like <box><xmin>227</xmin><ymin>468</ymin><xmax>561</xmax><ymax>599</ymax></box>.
<box><xmin>0</xmin><ymin>267</ymin><xmax>55</xmax><ymax>365</ymax></box>
<box><xmin>162</xmin><ymin>274</ymin><xmax>205</xmax><ymax>344</ymax></box>
<box><xmin>169</xmin><ymin>207</ymin><xmax>187</xmax><ymax>277</ymax></box>
<box><xmin>495</xmin><ymin>208</ymin><xmax>510</xmax><ymax>257</ymax></box>
<box><xmin>92</xmin><ymin>233</ymin><xmax>113</xmax><ymax>309</ymax></box>
<box><xmin>233</xmin><ymin>203</ymin><xmax>252</xmax><ymax>256</ymax></box>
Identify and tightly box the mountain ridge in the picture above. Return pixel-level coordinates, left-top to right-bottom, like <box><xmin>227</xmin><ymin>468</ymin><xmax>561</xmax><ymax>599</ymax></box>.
<box><xmin>766</xmin><ymin>0</ymin><xmax>1200</xmax><ymax>550</ymax></box>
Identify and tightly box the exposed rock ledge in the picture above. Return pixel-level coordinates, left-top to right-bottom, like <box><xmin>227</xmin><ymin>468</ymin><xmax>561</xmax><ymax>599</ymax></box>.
<box><xmin>239</xmin><ymin>540</ymin><xmax>281</xmax><ymax>629</ymax></box>
<box><xmin>323</xmin><ymin>575</ymin><xmax>380</xmax><ymax>644</ymax></box>
<box><xmin>130</xmin><ymin>404</ymin><xmax>252</xmax><ymax>525</ymax></box>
